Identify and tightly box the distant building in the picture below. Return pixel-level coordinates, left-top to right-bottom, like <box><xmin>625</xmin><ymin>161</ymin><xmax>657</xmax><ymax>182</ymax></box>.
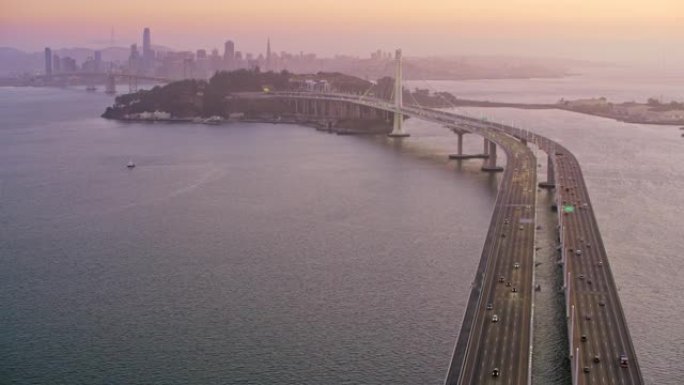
<box><xmin>44</xmin><ymin>47</ymin><xmax>52</xmax><ymax>77</ymax></box>
<box><xmin>209</xmin><ymin>48</ymin><xmax>222</xmax><ymax>73</ymax></box>
<box><xmin>266</xmin><ymin>38</ymin><xmax>272</xmax><ymax>71</ymax></box>
<box><xmin>61</xmin><ymin>56</ymin><xmax>77</xmax><ymax>73</ymax></box>
<box><xmin>53</xmin><ymin>54</ymin><xmax>61</xmax><ymax>73</ymax></box>
<box><xmin>94</xmin><ymin>51</ymin><xmax>102</xmax><ymax>72</ymax></box>
<box><xmin>142</xmin><ymin>27</ymin><xmax>154</xmax><ymax>72</ymax></box>
<box><xmin>224</xmin><ymin>40</ymin><xmax>235</xmax><ymax>68</ymax></box>
<box><xmin>129</xmin><ymin>44</ymin><xmax>141</xmax><ymax>73</ymax></box>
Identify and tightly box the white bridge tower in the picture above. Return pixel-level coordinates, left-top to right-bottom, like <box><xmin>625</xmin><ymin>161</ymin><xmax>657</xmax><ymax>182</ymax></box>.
<box><xmin>388</xmin><ymin>49</ymin><xmax>410</xmax><ymax>138</ymax></box>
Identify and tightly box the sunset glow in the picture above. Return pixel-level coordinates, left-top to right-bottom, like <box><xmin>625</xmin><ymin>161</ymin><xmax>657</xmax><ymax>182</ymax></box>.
<box><xmin>2</xmin><ymin>0</ymin><xmax>683</xmax><ymax>64</ymax></box>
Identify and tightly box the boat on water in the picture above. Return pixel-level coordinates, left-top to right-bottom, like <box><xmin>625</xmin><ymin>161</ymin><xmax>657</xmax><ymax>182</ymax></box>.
<box><xmin>86</xmin><ymin>86</ymin><xmax>97</xmax><ymax>92</ymax></box>
<box><xmin>126</xmin><ymin>160</ymin><xmax>135</xmax><ymax>168</ymax></box>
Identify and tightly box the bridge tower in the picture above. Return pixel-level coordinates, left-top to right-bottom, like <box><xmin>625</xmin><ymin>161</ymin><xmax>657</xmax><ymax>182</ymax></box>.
<box><xmin>388</xmin><ymin>49</ymin><xmax>409</xmax><ymax>138</ymax></box>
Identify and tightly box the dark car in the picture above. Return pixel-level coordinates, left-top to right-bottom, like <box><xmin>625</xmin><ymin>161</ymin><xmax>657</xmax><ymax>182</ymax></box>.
<box><xmin>594</xmin><ymin>355</ymin><xmax>601</xmax><ymax>363</ymax></box>
<box><xmin>492</xmin><ymin>368</ymin><xmax>500</xmax><ymax>377</ymax></box>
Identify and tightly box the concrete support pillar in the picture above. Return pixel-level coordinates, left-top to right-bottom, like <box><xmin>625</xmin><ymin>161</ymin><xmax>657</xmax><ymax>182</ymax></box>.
<box><xmin>484</xmin><ymin>138</ymin><xmax>490</xmax><ymax>155</ymax></box>
<box><xmin>539</xmin><ymin>155</ymin><xmax>556</xmax><ymax>188</ymax></box>
<box><xmin>482</xmin><ymin>140</ymin><xmax>504</xmax><ymax>172</ymax></box>
<box><xmin>457</xmin><ymin>132</ymin><xmax>464</xmax><ymax>155</ymax></box>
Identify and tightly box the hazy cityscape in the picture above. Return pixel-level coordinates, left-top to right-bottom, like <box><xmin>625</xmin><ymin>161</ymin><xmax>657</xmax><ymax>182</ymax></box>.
<box><xmin>1</xmin><ymin>1</ymin><xmax>682</xmax><ymax>385</ymax></box>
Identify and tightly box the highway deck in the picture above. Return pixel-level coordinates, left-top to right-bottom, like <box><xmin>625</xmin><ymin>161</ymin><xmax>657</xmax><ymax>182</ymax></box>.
<box><xmin>499</xmin><ymin>127</ymin><xmax>644</xmax><ymax>385</ymax></box>
<box><xmin>443</xmin><ymin>128</ymin><xmax>537</xmax><ymax>385</ymax></box>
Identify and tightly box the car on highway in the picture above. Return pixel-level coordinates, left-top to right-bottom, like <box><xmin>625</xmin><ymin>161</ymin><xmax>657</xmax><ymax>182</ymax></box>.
<box><xmin>593</xmin><ymin>355</ymin><xmax>601</xmax><ymax>363</ymax></box>
<box><xmin>513</xmin><ymin>262</ymin><xmax>520</xmax><ymax>269</ymax></box>
<box><xmin>492</xmin><ymin>368</ymin><xmax>500</xmax><ymax>377</ymax></box>
<box><xmin>597</xmin><ymin>260</ymin><xmax>603</xmax><ymax>266</ymax></box>
<box><xmin>578</xmin><ymin>274</ymin><xmax>585</xmax><ymax>280</ymax></box>
<box><xmin>620</xmin><ymin>353</ymin><xmax>629</xmax><ymax>368</ymax></box>
<box><xmin>575</xmin><ymin>249</ymin><xmax>582</xmax><ymax>256</ymax></box>
<box><xmin>486</xmin><ymin>303</ymin><xmax>493</xmax><ymax>310</ymax></box>
<box><xmin>492</xmin><ymin>314</ymin><xmax>499</xmax><ymax>322</ymax></box>
<box><xmin>499</xmin><ymin>276</ymin><xmax>505</xmax><ymax>283</ymax></box>
<box><xmin>583</xmin><ymin>367</ymin><xmax>590</xmax><ymax>373</ymax></box>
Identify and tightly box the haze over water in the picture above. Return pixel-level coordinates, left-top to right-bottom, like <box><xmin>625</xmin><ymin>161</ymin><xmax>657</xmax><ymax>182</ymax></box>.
<box><xmin>1</xmin><ymin>68</ymin><xmax>682</xmax><ymax>385</ymax></box>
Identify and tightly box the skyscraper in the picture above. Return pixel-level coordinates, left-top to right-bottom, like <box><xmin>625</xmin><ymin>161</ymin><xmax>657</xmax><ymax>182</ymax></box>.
<box><xmin>266</xmin><ymin>38</ymin><xmax>272</xmax><ymax>71</ymax></box>
<box><xmin>224</xmin><ymin>40</ymin><xmax>235</xmax><ymax>61</ymax></box>
<box><xmin>224</xmin><ymin>40</ymin><xmax>235</xmax><ymax>70</ymax></box>
<box><xmin>44</xmin><ymin>47</ymin><xmax>52</xmax><ymax>77</ymax></box>
<box><xmin>142</xmin><ymin>28</ymin><xmax>154</xmax><ymax>72</ymax></box>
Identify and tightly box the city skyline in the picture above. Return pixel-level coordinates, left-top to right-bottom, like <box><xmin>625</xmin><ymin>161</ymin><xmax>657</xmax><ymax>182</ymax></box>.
<box><xmin>2</xmin><ymin>0</ymin><xmax>684</xmax><ymax>68</ymax></box>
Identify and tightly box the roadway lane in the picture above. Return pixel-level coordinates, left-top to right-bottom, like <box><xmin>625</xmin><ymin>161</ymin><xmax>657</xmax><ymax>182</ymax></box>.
<box><xmin>444</xmin><ymin>129</ymin><xmax>537</xmax><ymax>385</ymax></box>
<box><xmin>503</xmin><ymin>130</ymin><xmax>644</xmax><ymax>385</ymax></box>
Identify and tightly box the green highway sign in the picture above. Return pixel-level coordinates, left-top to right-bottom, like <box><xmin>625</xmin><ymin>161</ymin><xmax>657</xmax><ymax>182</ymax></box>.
<box><xmin>563</xmin><ymin>205</ymin><xmax>575</xmax><ymax>213</ymax></box>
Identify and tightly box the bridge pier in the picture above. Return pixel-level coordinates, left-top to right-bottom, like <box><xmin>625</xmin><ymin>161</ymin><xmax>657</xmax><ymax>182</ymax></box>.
<box><xmin>481</xmin><ymin>140</ymin><xmax>504</xmax><ymax>172</ymax></box>
<box><xmin>448</xmin><ymin>130</ymin><xmax>490</xmax><ymax>160</ymax></box>
<box><xmin>539</xmin><ymin>156</ymin><xmax>556</xmax><ymax>188</ymax></box>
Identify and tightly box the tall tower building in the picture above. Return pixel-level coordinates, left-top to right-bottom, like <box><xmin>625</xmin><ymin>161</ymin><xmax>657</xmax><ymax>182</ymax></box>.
<box><xmin>142</xmin><ymin>27</ymin><xmax>153</xmax><ymax>72</ymax></box>
<box><xmin>224</xmin><ymin>40</ymin><xmax>235</xmax><ymax>70</ymax></box>
<box><xmin>266</xmin><ymin>38</ymin><xmax>272</xmax><ymax>71</ymax></box>
<box><xmin>224</xmin><ymin>40</ymin><xmax>235</xmax><ymax>61</ymax></box>
<box><xmin>44</xmin><ymin>47</ymin><xmax>53</xmax><ymax>77</ymax></box>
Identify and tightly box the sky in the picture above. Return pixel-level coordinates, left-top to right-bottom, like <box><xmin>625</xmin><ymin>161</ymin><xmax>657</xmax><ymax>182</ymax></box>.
<box><xmin>2</xmin><ymin>0</ymin><xmax>683</xmax><ymax>66</ymax></box>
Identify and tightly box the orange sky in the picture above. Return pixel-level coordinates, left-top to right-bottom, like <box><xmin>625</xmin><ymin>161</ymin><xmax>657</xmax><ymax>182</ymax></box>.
<box><xmin>2</xmin><ymin>0</ymin><xmax>683</xmax><ymax>64</ymax></box>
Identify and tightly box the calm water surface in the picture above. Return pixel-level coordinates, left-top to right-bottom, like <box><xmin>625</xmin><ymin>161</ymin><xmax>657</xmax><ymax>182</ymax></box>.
<box><xmin>1</xmin><ymin>87</ymin><xmax>496</xmax><ymax>385</ymax></box>
<box><xmin>2</xmin><ymin>67</ymin><xmax>681</xmax><ymax>385</ymax></box>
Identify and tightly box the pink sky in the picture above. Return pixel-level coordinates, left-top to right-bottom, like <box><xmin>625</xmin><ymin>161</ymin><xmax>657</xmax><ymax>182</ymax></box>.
<box><xmin>2</xmin><ymin>0</ymin><xmax>683</xmax><ymax>66</ymax></box>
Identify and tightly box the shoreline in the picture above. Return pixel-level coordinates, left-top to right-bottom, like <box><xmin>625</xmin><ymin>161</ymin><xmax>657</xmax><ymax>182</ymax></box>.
<box><xmin>106</xmin><ymin>116</ymin><xmax>391</xmax><ymax>136</ymax></box>
<box><xmin>447</xmin><ymin>99</ymin><xmax>684</xmax><ymax>126</ymax></box>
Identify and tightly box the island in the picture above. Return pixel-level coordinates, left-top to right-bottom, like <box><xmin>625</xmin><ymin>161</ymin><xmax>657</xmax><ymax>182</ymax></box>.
<box><xmin>102</xmin><ymin>68</ymin><xmax>458</xmax><ymax>132</ymax></box>
<box><xmin>103</xmin><ymin>69</ymin><xmax>684</xmax><ymax>128</ymax></box>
